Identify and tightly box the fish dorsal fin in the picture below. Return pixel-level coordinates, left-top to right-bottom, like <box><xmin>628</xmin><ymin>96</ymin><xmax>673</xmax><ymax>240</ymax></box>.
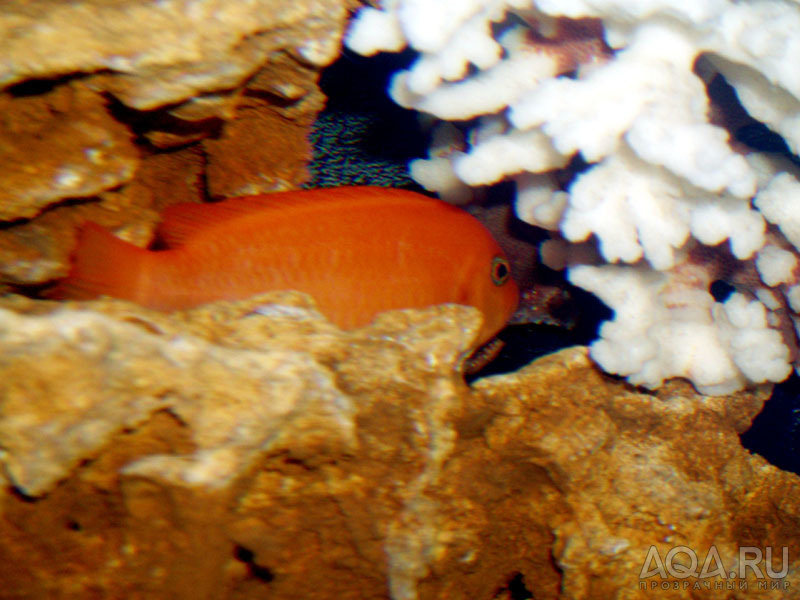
<box><xmin>156</xmin><ymin>195</ymin><xmax>281</xmax><ymax>247</ymax></box>
<box><xmin>156</xmin><ymin>187</ymin><xmax>442</xmax><ymax>247</ymax></box>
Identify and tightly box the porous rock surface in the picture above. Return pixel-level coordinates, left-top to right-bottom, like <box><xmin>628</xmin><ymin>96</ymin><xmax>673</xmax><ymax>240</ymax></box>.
<box><xmin>0</xmin><ymin>294</ymin><xmax>798</xmax><ymax>599</ymax></box>
<box><xmin>0</xmin><ymin>0</ymin><xmax>351</xmax><ymax>286</ymax></box>
<box><xmin>0</xmin><ymin>82</ymin><xmax>139</xmax><ymax>222</ymax></box>
<box><xmin>0</xmin><ymin>0</ymin><xmax>346</xmax><ymax>109</ymax></box>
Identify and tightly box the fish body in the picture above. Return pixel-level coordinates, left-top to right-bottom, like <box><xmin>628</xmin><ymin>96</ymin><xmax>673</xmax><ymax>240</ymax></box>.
<box><xmin>55</xmin><ymin>186</ymin><xmax>518</xmax><ymax>345</ymax></box>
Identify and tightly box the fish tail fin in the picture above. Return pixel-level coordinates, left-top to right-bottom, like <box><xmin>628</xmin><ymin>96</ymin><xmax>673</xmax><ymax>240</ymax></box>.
<box><xmin>49</xmin><ymin>222</ymin><xmax>148</xmax><ymax>302</ymax></box>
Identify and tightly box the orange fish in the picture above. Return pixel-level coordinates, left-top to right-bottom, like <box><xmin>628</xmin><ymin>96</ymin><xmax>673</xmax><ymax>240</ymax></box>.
<box><xmin>54</xmin><ymin>186</ymin><xmax>519</xmax><ymax>345</ymax></box>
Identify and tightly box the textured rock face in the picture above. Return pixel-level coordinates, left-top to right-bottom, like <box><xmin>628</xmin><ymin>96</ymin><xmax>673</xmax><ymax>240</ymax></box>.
<box><xmin>0</xmin><ymin>0</ymin><xmax>345</xmax><ymax>109</ymax></box>
<box><xmin>0</xmin><ymin>82</ymin><xmax>139</xmax><ymax>222</ymax></box>
<box><xmin>0</xmin><ymin>0</ymin><xmax>349</xmax><ymax>286</ymax></box>
<box><xmin>0</xmin><ymin>295</ymin><xmax>798</xmax><ymax>599</ymax></box>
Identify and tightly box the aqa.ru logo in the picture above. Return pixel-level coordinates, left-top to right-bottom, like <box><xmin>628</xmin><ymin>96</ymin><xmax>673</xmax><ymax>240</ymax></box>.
<box><xmin>638</xmin><ymin>546</ymin><xmax>789</xmax><ymax>591</ymax></box>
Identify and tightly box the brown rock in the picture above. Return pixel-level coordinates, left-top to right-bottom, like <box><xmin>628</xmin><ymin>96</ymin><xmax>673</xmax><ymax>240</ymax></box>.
<box><xmin>0</xmin><ymin>295</ymin><xmax>798</xmax><ymax>598</ymax></box>
<box><xmin>0</xmin><ymin>82</ymin><xmax>139</xmax><ymax>221</ymax></box>
<box><xmin>128</xmin><ymin>145</ymin><xmax>206</xmax><ymax>213</ymax></box>
<box><xmin>474</xmin><ymin>353</ymin><xmax>800</xmax><ymax>598</ymax></box>
<box><xmin>0</xmin><ymin>147</ymin><xmax>204</xmax><ymax>284</ymax></box>
<box><xmin>0</xmin><ymin>0</ymin><xmax>348</xmax><ymax>285</ymax></box>
<box><xmin>0</xmin><ymin>0</ymin><xmax>347</xmax><ymax>110</ymax></box>
<box><xmin>201</xmin><ymin>54</ymin><xmax>326</xmax><ymax>196</ymax></box>
<box><xmin>0</xmin><ymin>192</ymin><xmax>154</xmax><ymax>285</ymax></box>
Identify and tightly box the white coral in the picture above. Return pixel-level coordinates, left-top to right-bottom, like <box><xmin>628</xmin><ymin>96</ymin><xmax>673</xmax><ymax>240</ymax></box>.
<box><xmin>569</xmin><ymin>265</ymin><xmax>791</xmax><ymax>394</ymax></box>
<box><xmin>346</xmin><ymin>0</ymin><xmax>800</xmax><ymax>393</ymax></box>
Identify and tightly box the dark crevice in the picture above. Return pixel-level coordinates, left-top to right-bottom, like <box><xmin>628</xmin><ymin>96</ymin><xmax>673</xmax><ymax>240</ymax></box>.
<box><xmin>65</xmin><ymin>519</ymin><xmax>82</xmax><ymax>531</ymax></box>
<box><xmin>233</xmin><ymin>545</ymin><xmax>275</xmax><ymax>583</ymax></box>
<box><xmin>103</xmin><ymin>93</ymin><xmax>225</xmax><ymax>147</ymax></box>
<box><xmin>468</xmin><ymin>279</ymin><xmax>610</xmax><ymax>383</ymax></box>
<box><xmin>741</xmin><ymin>373</ymin><xmax>800</xmax><ymax>475</ymax></box>
<box><xmin>709</xmin><ymin>280</ymin><xmax>736</xmax><ymax>302</ymax></box>
<box><xmin>494</xmin><ymin>571</ymin><xmax>535</xmax><ymax>600</ymax></box>
<box><xmin>6</xmin><ymin>72</ymin><xmax>88</xmax><ymax>97</ymax></box>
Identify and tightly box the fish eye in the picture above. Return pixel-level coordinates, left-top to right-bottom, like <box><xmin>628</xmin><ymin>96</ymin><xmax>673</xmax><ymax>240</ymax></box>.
<box><xmin>491</xmin><ymin>256</ymin><xmax>510</xmax><ymax>286</ymax></box>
